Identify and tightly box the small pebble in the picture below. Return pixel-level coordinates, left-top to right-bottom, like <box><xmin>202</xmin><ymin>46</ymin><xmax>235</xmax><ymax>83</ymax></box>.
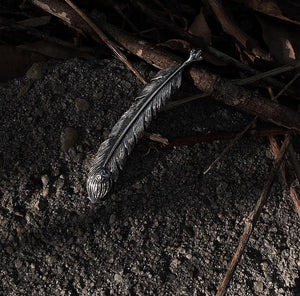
<box><xmin>75</xmin><ymin>98</ymin><xmax>90</xmax><ymax>112</ymax></box>
<box><xmin>186</xmin><ymin>254</ymin><xmax>192</xmax><ymax>260</ymax></box>
<box><xmin>253</xmin><ymin>281</ymin><xmax>264</xmax><ymax>293</ymax></box>
<box><xmin>96</xmin><ymin>123</ymin><xmax>102</xmax><ymax>131</ymax></box>
<box><xmin>109</xmin><ymin>214</ymin><xmax>116</xmax><ymax>225</ymax></box>
<box><xmin>26</xmin><ymin>63</ymin><xmax>43</xmax><ymax>80</ymax></box>
<box><xmin>61</xmin><ymin>127</ymin><xmax>79</xmax><ymax>152</ymax></box>
<box><xmin>14</xmin><ymin>259</ymin><xmax>22</xmax><ymax>269</ymax></box>
<box><xmin>42</xmin><ymin>187</ymin><xmax>49</xmax><ymax>197</ymax></box>
<box><xmin>77</xmin><ymin>228</ymin><xmax>84</xmax><ymax>237</ymax></box>
<box><xmin>41</xmin><ymin>175</ymin><xmax>49</xmax><ymax>187</ymax></box>
<box><xmin>16</xmin><ymin>226</ymin><xmax>27</xmax><ymax>234</ymax></box>
<box><xmin>5</xmin><ymin>246</ymin><xmax>14</xmax><ymax>255</ymax></box>
<box><xmin>114</xmin><ymin>273</ymin><xmax>122</xmax><ymax>283</ymax></box>
<box><xmin>47</xmin><ymin>255</ymin><xmax>57</xmax><ymax>265</ymax></box>
<box><xmin>170</xmin><ymin>259</ymin><xmax>180</xmax><ymax>269</ymax></box>
<box><xmin>261</xmin><ymin>261</ymin><xmax>268</xmax><ymax>271</ymax></box>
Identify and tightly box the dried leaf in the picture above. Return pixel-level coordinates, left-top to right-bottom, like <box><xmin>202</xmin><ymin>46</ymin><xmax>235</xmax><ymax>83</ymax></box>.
<box><xmin>258</xmin><ymin>16</ymin><xmax>297</xmax><ymax>64</ymax></box>
<box><xmin>235</xmin><ymin>0</ymin><xmax>300</xmax><ymax>25</ymax></box>
<box><xmin>290</xmin><ymin>183</ymin><xmax>300</xmax><ymax>218</ymax></box>
<box><xmin>188</xmin><ymin>8</ymin><xmax>212</xmax><ymax>45</ymax></box>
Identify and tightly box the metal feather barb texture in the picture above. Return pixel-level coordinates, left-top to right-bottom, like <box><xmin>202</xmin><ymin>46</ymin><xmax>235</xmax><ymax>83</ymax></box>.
<box><xmin>87</xmin><ymin>49</ymin><xmax>202</xmax><ymax>202</ymax></box>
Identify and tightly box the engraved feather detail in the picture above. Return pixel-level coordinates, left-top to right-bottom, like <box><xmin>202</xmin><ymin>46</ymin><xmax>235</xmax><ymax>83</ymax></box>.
<box><xmin>87</xmin><ymin>49</ymin><xmax>202</xmax><ymax>202</ymax></box>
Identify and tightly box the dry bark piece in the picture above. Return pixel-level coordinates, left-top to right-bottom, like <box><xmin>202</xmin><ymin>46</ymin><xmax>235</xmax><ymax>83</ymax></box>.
<box><xmin>30</xmin><ymin>0</ymin><xmax>300</xmax><ymax>131</ymax></box>
<box><xmin>144</xmin><ymin>133</ymin><xmax>169</xmax><ymax>145</ymax></box>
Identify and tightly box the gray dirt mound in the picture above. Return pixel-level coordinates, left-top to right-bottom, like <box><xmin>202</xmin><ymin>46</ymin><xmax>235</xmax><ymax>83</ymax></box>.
<box><xmin>0</xmin><ymin>58</ymin><xmax>299</xmax><ymax>296</ymax></box>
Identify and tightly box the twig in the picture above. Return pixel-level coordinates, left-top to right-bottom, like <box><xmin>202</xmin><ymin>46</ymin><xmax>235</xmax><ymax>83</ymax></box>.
<box><xmin>164</xmin><ymin>93</ymin><xmax>210</xmax><ymax>110</ymax></box>
<box><xmin>64</xmin><ymin>0</ymin><xmax>146</xmax><ymax>84</ymax></box>
<box><xmin>232</xmin><ymin>62</ymin><xmax>300</xmax><ymax>87</ymax></box>
<box><xmin>290</xmin><ymin>184</ymin><xmax>300</xmax><ymax>218</ymax></box>
<box><xmin>216</xmin><ymin>134</ymin><xmax>291</xmax><ymax>296</ymax></box>
<box><xmin>0</xmin><ymin>19</ymin><xmax>79</xmax><ymax>49</ymax></box>
<box><xmin>267</xmin><ymin>73</ymin><xmax>300</xmax><ymax>218</ymax></box>
<box><xmin>207</xmin><ymin>0</ymin><xmax>270</xmax><ymax>60</ymax></box>
<box><xmin>196</xmin><ymin>66</ymin><xmax>296</xmax><ymax>175</ymax></box>
<box><xmin>144</xmin><ymin>132</ymin><xmax>169</xmax><ymax>145</ymax></box>
<box><xmin>272</xmin><ymin>72</ymin><xmax>300</xmax><ymax>101</ymax></box>
<box><xmin>268</xmin><ymin>136</ymin><xmax>287</xmax><ymax>184</ymax></box>
<box><xmin>288</xmin><ymin>146</ymin><xmax>300</xmax><ymax>184</ymax></box>
<box><xmin>203</xmin><ymin>116</ymin><xmax>257</xmax><ymax>174</ymax></box>
<box><xmin>165</xmin><ymin>126</ymin><xmax>293</xmax><ymax>147</ymax></box>
<box><xmin>30</xmin><ymin>0</ymin><xmax>300</xmax><ymax>131</ymax></box>
<box><xmin>133</xmin><ymin>1</ymin><xmax>290</xmax><ymax>92</ymax></box>
<box><xmin>101</xmin><ymin>22</ymin><xmax>300</xmax><ymax>131</ymax></box>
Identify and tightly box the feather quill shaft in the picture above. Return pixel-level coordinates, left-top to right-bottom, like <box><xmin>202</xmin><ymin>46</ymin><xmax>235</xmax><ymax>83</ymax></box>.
<box><xmin>87</xmin><ymin>49</ymin><xmax>202</xmax><ymax>202</ymax></box>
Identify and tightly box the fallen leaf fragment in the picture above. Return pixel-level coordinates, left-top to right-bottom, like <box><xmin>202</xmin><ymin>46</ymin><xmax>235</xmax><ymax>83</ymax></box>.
<box><xmin>258</xmin><ymin>16</ymin><xmax>297</xmax><ymax>64</ymax></box>
<box><xmin>188</xmin><ymin>8</ymin><xmax>212</xmax><ymax>45</ymax></box>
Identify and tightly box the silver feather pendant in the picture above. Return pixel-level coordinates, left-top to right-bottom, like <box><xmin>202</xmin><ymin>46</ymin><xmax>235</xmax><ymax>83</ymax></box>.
<box><xmin>87</xmin><ymin>49</ymin><xmax>202</xmax><ymax>202</ymax></box>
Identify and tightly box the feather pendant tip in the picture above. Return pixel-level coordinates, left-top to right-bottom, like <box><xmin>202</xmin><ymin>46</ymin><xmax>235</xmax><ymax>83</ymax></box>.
<box><xmin>87</xmin><ymin>49</ymin><xmax>202</xmax><ymax>202</ymax></box>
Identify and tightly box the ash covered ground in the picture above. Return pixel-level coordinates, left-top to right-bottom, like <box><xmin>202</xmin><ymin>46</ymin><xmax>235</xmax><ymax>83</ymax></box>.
<box><xmin>0</xmin><ymin>58</ymin><xmax>299</xmax><ymax>295</ymax></box>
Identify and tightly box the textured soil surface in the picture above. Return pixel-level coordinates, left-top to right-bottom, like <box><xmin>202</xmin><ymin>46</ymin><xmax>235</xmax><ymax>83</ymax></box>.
<box><xmin>0</xmin><ymin>58</ymin><xmax>299</xmax><ymax>296</ymax></box>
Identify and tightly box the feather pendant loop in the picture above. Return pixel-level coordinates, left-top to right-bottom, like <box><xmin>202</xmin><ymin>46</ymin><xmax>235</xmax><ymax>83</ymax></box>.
<box><xmin>87</xmin><ymin>49</ymin><xmax>202</xmax><ymax>202</ymax></box>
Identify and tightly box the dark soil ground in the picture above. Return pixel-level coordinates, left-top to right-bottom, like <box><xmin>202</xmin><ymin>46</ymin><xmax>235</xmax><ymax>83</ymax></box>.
<box><xmin>0</xmin><ymin>58</ymin><xmax>299</xmax><ymax>295</ymax></box>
